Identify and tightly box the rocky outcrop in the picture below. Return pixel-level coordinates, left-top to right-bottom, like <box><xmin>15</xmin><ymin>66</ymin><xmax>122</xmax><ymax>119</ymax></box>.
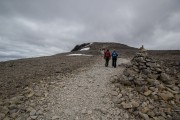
<box><xmin>111</xmin><ymin>48</ymin><xmax>180</xmax><ymax>120</ymax></box>
<box><xmin>71</xmin><ymin>43</ymin><xmax>90</xmax><ymax>51</ymax></box>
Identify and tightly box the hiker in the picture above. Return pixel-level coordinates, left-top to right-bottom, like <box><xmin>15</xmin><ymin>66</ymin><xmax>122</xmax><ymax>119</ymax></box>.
<box><xmin>100</xmin><ymin>48</ymin><xmax>104</xmax><ymax>57</ymax></box>
<box><xmin>112</xmin><ymin>50</ymin><xmax>118</xmax><ymax>68</ymax></box>
<box><xmin>104</xmin><ymin>49</ymin><xmax>111</xmax><ymax>67</ymax></box>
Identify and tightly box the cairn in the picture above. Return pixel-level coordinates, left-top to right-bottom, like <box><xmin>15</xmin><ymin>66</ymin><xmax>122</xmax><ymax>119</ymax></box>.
<box><xmin>113</xmin><ymin>46</ymin><xmax>180</xmax><ymax>120</ymax></box>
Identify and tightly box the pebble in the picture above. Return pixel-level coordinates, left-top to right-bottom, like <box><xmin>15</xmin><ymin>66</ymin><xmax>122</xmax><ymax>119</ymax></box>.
<box><xmin>52</xmin><ymin>116</ymin><xmax>60</xmax><ymax>119</ymax></box>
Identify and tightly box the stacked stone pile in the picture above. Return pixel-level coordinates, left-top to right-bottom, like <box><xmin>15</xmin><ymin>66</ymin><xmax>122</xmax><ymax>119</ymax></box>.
<box><xmin>111</xmin><ymin>48</ymin><xmax>180</xmax><ymax>120</ymax></box>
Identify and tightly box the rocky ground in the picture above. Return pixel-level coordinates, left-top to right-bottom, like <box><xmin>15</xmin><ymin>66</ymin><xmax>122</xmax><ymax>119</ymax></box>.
<box><xmin>0</xmin><ymin>56</ymin><xmax>141</xmax><ymax>120</ymax></box>
<box><xmin>0</xmin><ymin>42</ymin><xmax>180</xmax><ymax>120</ymax></box>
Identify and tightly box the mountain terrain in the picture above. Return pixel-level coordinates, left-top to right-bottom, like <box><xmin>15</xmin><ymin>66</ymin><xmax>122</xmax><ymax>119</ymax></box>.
<box><xmin>0</xmin><ymin>42</ymin><xmax>180</xmax><ymax>120</ymax></box>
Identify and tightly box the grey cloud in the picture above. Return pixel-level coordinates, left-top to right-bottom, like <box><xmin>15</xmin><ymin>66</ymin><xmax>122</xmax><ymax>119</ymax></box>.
<box><xmin>0</xmin><ymin>0</ymin><xmax>180</xmax><ymax>61</ymax></box>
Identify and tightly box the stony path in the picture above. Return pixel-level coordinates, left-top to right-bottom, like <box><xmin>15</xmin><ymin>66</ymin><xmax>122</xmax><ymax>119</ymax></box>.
<box><xmin>43</xmin><ymin>58</ymin><xmax>136</xmax><ymax>120</ymax></box>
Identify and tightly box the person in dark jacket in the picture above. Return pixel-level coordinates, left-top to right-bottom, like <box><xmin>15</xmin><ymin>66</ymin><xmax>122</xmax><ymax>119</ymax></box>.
<box><xmin>111</xmin><ymin>50</ymin><xmax>118</xmax><ymax>68</ymax></box>
<box><xmin>104</xmin><ymin>49</ymin><xmax>111</xmax><ymax>67</ymax></box>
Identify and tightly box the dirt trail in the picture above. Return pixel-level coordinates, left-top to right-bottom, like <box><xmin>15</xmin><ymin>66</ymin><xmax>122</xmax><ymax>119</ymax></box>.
<box><xmin>43</xmin><ymin>58</ymin><xmax>136</xmax><ymax>120</ymax></box>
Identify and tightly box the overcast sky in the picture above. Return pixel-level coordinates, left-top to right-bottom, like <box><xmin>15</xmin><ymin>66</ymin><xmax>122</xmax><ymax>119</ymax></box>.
<box><xmin>0</xmin><ymin>0</ymin><xmax>180</xmax><ymax>61</ymax></box>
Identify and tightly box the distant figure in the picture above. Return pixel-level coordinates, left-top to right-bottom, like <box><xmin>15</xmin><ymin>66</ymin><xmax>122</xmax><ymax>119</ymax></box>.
<box><xmin>139</xmin><ymin>45</ymin><xmax>147</xmax><ymax>52</ymax></box>
<box><xmin>112</xmin><ymin>50</ymin><xmax>118</xmax><ymax>68</ymax></box>
<box><xmin>104</xmin><ymin>49</ymin><xmax>111</xmax><ymax>67</ymax></box>
<box><xmin>100</xmin><ymin>48</ymin><xmax>105</xmax><ymax>57</ymax></box>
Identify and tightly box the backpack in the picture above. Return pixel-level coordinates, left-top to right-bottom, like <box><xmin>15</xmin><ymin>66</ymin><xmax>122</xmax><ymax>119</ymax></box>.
<box><xmin>112</xmin><ymin>52</ymin><xmax>118</xmax><ymax>58</ymax></box>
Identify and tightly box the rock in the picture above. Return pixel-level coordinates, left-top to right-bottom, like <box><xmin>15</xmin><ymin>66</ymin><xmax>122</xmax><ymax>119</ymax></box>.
<box><xmin>117</xmin><ymin>94</ymin><xmax>122</xmax><ymax>99</ymax></box>
<box><xmin>156</xmin><ymin>68</ymin><xmax>162</xmax><ymax>73</ymax></box>
<box><xmin>138</xmin><ymin>112</ymin><xmax>150</xmax><ymax>120</ymax></box>
<box><xmin>52</xmin><ymin>116</ymin><xmax>60</xmax><ymax>119</ymax></box>
<box><xmin>160</xmin><ymin>73</ymin><xmax>170</xmax><ymax>82</ymax></box>
<box><xmin>144</xmin><ymin>90</ymin><xmax>152</xmax><ymax>96</ymax></box>
<box><xmin>158</xmin><ymin>91</ymin><xmax>174</xmax><ymax>101</ymax></box>
<box><xmin>146</xmin><ymin>62</ymin><xmax>156</xmax><ymax>68</ymax></box>
<box><xmin>3</xmin><ymin>117</ymin><xmax>11</xmax><ymax>120</ymax></box>
<box><xmin>134</xmin><ymin>79</ymin><xmax>147</xmax><ymax>86</ymax></box>
<box><xmin>136</xmin><ymin>57</ymin><xmax>146</xmax><ymax>63</ymax></box>
<box><xmin>10</xmin><ymin>112</ymin><xmax>18</xmax><ymax>119</ymax></box>
<box><xmin>121</xmin><ymin>102</ymin><xmax>133</xmax><ymax>109</ymax></box>
<box><xmin>142</xmin><ymin>69</ymin><xmax>151</xmax><ymax>75</ymax></box>
<box><xmin>0</xmin><ymin>106</ymin><xmax>9</xmax><ymax>114</ymax></box>
<box><xmin>110</xmin><ymin>91</ymin><xmax>119</xmax><ymax>96</ymax></box>
<box><xmin>147</xmin><ymin>111</ymin><xmax>155</xmax><ymax>118</ymax></box>
<box><xmin>81</xmin><ymin>109</ymin><xmax>86</xmax><ymax>114</ymax></box>
<box><xmin>87</xmin><ymin>110</ymin><xmax>92</xmax><ymax>115</ymax></box>
<box><xmin>123</xmin><ymin>113</ymin><xmax>129</xmax><ymax>119</ymax></box>
<box><xmin>26</xmin><ymin>107</ymin><xmax>35</xmax><ymax>112</ymax></box>
<box><xmin>128</xmin><ymin>76</ymin><xmax>135</xmax><ymax>81</ymax></box>
<box><xmin>173</xmin><ymin>106</ymin><xmax>180</xmax><ymax>112</ymax></box>
<box><xmin>124</xmin><ymin>69</ymin><xmax>136</xmax><ymax>77</ymax></box>
<box><xmin>157</xmin><ymin>84</ymin><xmax>165</xmax><ymax>91</ymax></box>
<box><xmin>64</xmin><ymin>109</ymin><xmax>73</xmax><ymax>116</ymax></box>
<box><xmin>112</xmin><ymin>97</ymin><xmax>121</xmax><ymax>104</ymax></box>
<box><xmin>37</xmin><ymin>109</ymin><xmax>43</xmax><ymax>115</ymax></box>
<box><xmin>16</xmin><ymin>114</ymin><xmax>28</xmax><ymax>120</ymax></box>
<box><xmin>141</xmin><ymin>107</ymin><xmax>150</xmax><ymax>114</ymax></box>
<box><xmin>131</xmin><ymin>100</ymin><xmax>140</xmax><ymax>108</ymax></box>
<box><xmin>30</xmin><ymin>110</ymin><xmax>37</xmax><ymax>116</ymax></box>
<box><xmin>30</xmin><ymin>115</ymin><xmax>38</xmax><ymax>119</ymax></box>
<box><xmin>148</xmin><ymin>74</ymin><xmax>159</xmax><ymax>79</ymax></box>
<box><xmin>26</xmin><ymin>91</ymin><xmax>34</xmax><ymax>98</ymax></box>
<box><xmin>119</xmin><ymin>75</ymin><xmax>132</xmax><ymax>85</ymax></box>
<box><xmin>100</xmin><ymin>108</ymin><xmax>107</xmax><ymax>114</ymax></box>
<box><xmin>114</xmin><ymin>83</ymin><xmax>121</xmax><ymax>88</ymax></box>
<box><xmin>157</xmin><ymin>116</ymin><xmax>166</xmax><ymax>120</ymax></box>
<box><xmin>0</xmin><ymin>113</ymin><xmax>5</xmax><ymax>120</ymax></box>
<box><xmin>110</xmin><ymin>75</ymin><xmax>119</xmax><ymax>83</ymax></box>
<box><xmin>166</xmin><ymin>87</ymin><xmax>179</xmax><ymax>94</ymax></box>
<box><xmin>153</xmin><ymin>117</ymin><xmax>159</xmax><ymax>120</ymax></box>
<box><xmin>172</xmin><ymin>112</ymin><xmax>180</xmax><ymax>120</ymax></box>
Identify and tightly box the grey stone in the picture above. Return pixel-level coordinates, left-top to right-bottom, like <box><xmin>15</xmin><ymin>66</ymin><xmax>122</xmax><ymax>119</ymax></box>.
<box><xmin>0</xmin><ymin>106</ymin><xmax>9</xmax><ymax>114</ymax></box>
<box><xmin>112</xmin><ymin>97</ymin><xmax>121</xmax><ymax>104</ymax></box>
<box><xmin>123</xmin><ymin>113</ymin><xmax>129</xmax><ymax>119</ymax></box>
<box><xmin>172</xmin><ymin>112</ymin><xmax>180</xmax><ymax>120</ymax></box>
<box><xmin>30</xmin><ymin>115</ymin><xmax>38</xmax><ymax>119</ymax></box>
<box><xmin>121</xmin><ymin>102</ymin><xmax>133</xmax><ymax>109</ymax></box>
<box><xmin>138</xmin><ymin>112</ymin><xmax>150</xmax><ymax>120</ymax></box>
<box><xmin>111</xmin><ymin>91</ymin><xmax>119</xmax><ymax>96</ymax></box>
<box><xmin>142</xmin><ymin>69</ymin><xmax>151</xmax><ymax>75</ymax></box>
<box><xmin>3</xmin><ymin>117</ymin><xmax>11</xmax><ymax>120</ymax></box>
<box><xmin>160</xmin><ymin>73</ymin><xmax>170</xmax><ymax>82</ymax></box>
<box><xmin>146</xmin><ymin>62</ymin><xmax>156</xmax><ymax>68</ymax></box>
<box><xmin>30</xmin><ymin>110</ymin><xmax>37</xmax><ymax>116</ymax></box>
<box><xmin>16</xmin><ymin>114</ymin><xmax>28</xmax><ymax>120</ymax></box>
<box><xmin>0</xmin><ymin>113</ymin><xmax>5</xmax><ymax>120</ymax></box>
<box><xmin>52</xmin><ymin>116</ymin><xmax>60</xmax><ymax>120</ymax></box>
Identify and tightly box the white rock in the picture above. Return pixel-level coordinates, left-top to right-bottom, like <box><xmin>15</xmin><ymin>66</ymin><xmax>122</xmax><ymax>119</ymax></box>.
<box><xmin>87</xmin><ymin>110</ymin><xmax>92</xmax><ymax>115</ymax></box>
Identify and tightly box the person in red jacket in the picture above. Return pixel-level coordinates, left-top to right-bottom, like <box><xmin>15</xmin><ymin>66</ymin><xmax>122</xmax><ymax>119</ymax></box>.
<box><xmin>104</xmin><ymin>49</ymin><xmax>111</xmax><ymax>67</ymax></box>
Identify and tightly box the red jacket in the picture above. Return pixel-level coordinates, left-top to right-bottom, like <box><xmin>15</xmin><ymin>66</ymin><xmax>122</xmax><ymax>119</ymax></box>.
<box><xmin>104</xmin><ymin>51</ymin><xmax>111</xmax><ymax>59</ymax></box>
